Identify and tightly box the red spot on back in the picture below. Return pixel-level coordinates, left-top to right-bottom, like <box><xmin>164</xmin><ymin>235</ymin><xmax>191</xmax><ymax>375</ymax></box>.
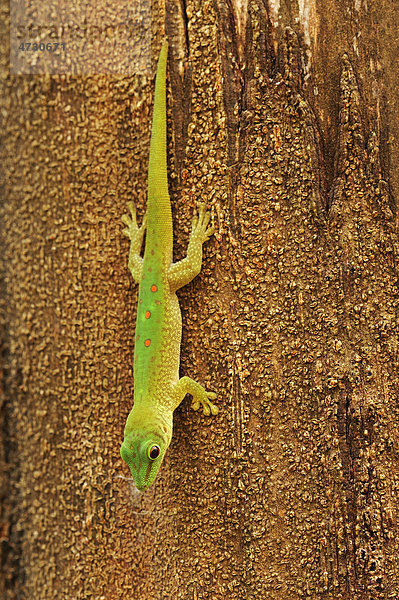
<box><xmin>145</xmin><ymin>339</ymin><xmax>151</xmax><ymax>347</ymax></box>
<box><xmin>145</xmin><ymin>311</ymin><xmax>151</xmax><ymax>319</ymax></box>
<box><xmin>151</xmin><ymin>285</ymin><xmax>157</xmax><ymax>292</ymax></box>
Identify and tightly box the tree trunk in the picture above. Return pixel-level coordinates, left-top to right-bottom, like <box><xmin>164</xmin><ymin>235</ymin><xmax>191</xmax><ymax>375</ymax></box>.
<box><xmin>1</xmin><ymin>1</ymin><xmax>398</xmax><ymax>599</ymax></box>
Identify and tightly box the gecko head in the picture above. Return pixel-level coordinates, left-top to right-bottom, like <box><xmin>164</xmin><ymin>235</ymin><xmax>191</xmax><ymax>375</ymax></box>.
<box><xmin>120</xmin><ymin>419</ymin><xmax>172</xmax><ymax>491</ymax></box>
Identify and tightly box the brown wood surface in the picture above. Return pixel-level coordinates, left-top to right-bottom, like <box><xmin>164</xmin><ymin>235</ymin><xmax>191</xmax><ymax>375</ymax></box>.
<box><xmin>1</xmin><ymin>0</ymin><xmax>398</xmax><ymax>598</ymax></box>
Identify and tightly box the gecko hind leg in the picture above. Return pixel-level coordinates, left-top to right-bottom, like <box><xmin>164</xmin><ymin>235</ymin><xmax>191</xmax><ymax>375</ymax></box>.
<box><xmin>121</xmin><ymin>202</ymin><xmax>147</xmax><ymax>282</ymax></box>
<box><xmin>192</xmin><ymin>202</ymin><xmax>215</xmax><ymax>242</ymax></box>
<box><xmin>168</xmin><ymin>203</ymin><xmax>214</xmax><ymax>291</ymax></box>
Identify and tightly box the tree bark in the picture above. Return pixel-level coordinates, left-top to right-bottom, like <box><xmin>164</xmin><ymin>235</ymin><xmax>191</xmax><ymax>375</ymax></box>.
<box><xmin>1</xmin><ymin>1</ymin><xmax>398</xmax><ymax>599</ymax></box>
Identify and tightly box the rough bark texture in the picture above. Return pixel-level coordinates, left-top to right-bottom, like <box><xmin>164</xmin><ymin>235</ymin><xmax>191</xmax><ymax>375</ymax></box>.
<box><xmin>1</xmin><ymin>1</ymin><xmax>398</xmax><ymax>599</ymax></box>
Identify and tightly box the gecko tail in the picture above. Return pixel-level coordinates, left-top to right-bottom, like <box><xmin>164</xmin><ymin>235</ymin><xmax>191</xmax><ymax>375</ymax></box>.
<box><xmin>147</xmin><ymin>40</ymin><xmax>169</xmax><ymax>202</ymax></box>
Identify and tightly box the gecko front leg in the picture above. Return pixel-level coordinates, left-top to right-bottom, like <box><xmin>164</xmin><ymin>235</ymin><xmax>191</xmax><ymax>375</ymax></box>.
<box><xmin>168</xmin><ymin>203</ymin><xmax>214</xmax><ymax>292</ymax></box>
<box><xmin>121</xmin><ymin>202</ymin><xmax>147</xmax><ymax>283</ymax></box>
<box><xmin>171</xmin><ymin>376</ymin><xmax>218</xmax><ymax>416</ymax></box>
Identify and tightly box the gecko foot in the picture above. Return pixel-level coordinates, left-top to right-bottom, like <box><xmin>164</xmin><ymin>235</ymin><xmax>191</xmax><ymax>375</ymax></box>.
<box><xmin>191</xmin><ymin>390</ymin><xmax>218</xmax><ymax>416</ymax></box>
<box><xmin>191</xmin><ymin>203</ymin><xmax>214</xmax><ymax>243</ymax></box>
<box><xmin>121</xmin><ymin>202</ymin><xmax>147</xmax><ymax>242</ymax></box>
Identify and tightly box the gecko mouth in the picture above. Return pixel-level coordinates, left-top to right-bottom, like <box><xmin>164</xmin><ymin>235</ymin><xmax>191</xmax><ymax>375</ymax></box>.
<box><xmin>144</xmin><ymin>461</ymin><xmax>153</xmax><ymax>486</ymax></box>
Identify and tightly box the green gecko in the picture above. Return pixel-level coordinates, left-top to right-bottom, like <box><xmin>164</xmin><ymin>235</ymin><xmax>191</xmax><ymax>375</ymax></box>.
<box><xmin>120</xmin><ymin>41</ymin><xmax>218</xmax><ymax>491</ymax></box>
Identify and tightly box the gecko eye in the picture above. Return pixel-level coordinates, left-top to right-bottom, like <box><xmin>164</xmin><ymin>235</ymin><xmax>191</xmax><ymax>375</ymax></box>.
<box><xmin>148</xmin><ymin>444</ymin><xmax>160</xmax><ymax>460</ymax></box>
